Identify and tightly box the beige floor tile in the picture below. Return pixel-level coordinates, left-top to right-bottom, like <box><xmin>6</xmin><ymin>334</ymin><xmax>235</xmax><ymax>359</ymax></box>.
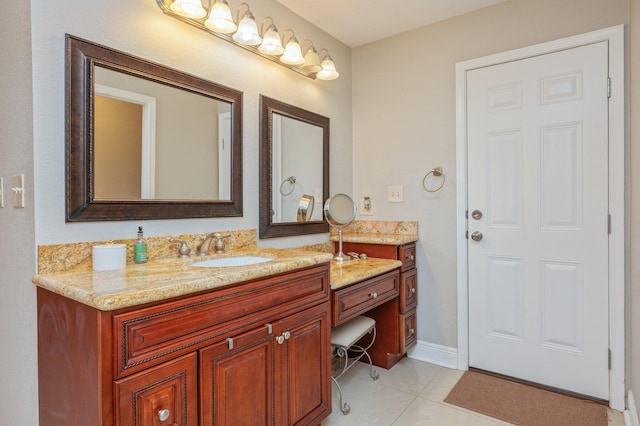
<box><xmin>393</xmin><ymin>398</ymin><xmax>512</xmax><ymax>426</ymax></box>
<box><xmin>418</xmin><ymin>366</ymin><xmax>465</xmax><ymax>402</ymax></box>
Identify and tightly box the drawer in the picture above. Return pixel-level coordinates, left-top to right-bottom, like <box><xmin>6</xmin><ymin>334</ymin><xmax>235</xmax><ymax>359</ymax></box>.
<box><xmin>399</xmin><ymin>243</ymin><xmax>416</xmax><ymax>272</ymax></box>
<box><xmin>401</xmin><ymin>309</ymin><xmax>417</xmax><ymax>352</ymax></box>
<box><xmin>332</xmin><ymin>269</ymin><xmax>399</xmax><ymax>326</ymax></box>
<box><xmin>400</xmin><ymin>268</ymin><xmax>418</xmax><ymax>313</ymax></box>
<box><xmin>114</xmin><ymin>264</ymin><xmax>329</xmax><ymax>378</ymax></box>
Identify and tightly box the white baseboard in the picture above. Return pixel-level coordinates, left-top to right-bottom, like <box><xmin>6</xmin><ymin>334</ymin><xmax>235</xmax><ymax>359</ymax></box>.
<box><xmin>626</xmin><ymin>390</ymin><xmax>639</xmax><ymax>426</ymax></box>
<box><xmin>407</xmin><ymin>340</ymin><xmax>458</xmax><ymax>369</ymax></box>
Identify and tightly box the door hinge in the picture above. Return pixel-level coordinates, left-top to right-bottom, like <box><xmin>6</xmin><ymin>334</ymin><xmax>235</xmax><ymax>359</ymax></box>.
<box><xmin>608</xmin><ymin>214</ymin><xmax>612</xmax><ymax>235</ymax></box>
<box><xmin>608</xmin><ymin>349</ymin><xmax>612</xmax><ymax>369</ymax></box>
<box><xmin>607</xmin><ymin>77</ymin><xmax>611</xmax><ymax>98</ymax></box>
<box><xmin>465</xmin><ymin>230</ymin><xmax>469</xmax><ymax>240</ymax></box>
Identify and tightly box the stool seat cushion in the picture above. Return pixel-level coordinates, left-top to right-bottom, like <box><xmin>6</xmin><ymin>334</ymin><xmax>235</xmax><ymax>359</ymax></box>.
<box><xmin>331</xmin><ymin>316</ymin><xmax>376</xmax><ymax>348</ymax></box>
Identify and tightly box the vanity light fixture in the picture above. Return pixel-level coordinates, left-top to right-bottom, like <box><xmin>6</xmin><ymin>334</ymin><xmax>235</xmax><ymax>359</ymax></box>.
<box><xmin>316</xmin><ymin>48</ymin><xmax>340</xmax><ymax>81</ymax></box>
<box><xmin>280</xmin><ymin>30</ymin><xmax>305</xmax><ymax>65</ymax></box>
<box><xmin>232</xmin><ymin>3</ymin><xmax>261</xmax><ymax>46</ymax></box>
<box><xmin>157</xmin><ymin>0</ymin><xmax>339</xmax><ymax>80</ymax></box>
<box><xmin>258</xmin><ymin>17</ymin><xmax>284</xmax><ymax>56</ymax></box>
<box><xmin>170</xmin><ymin>0</ymin><xmax>207</xmax><ymax>18</ymax></box>
<box><xmin>204</xmin><ymin>0</ymin><xmax>236</xmax><ymax>33</ymax></box>
<box><xmin>300</xmin><ymin>41</ymin><xmax>322</xmax><ymax>73</ymax></box>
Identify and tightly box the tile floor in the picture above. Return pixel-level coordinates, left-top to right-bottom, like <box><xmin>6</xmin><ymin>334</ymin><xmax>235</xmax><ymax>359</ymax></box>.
<box><xmin>321</xmin><ymin>357</ymin><xmax>624</xmax><ymax>425</ymax></box>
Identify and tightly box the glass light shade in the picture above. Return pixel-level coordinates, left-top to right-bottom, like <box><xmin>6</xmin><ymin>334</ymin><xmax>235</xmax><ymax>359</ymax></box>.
<box><xmin>232</xmin><ymin>13</ymin><xmax>262</xmax><ymax>46</ymax></box>
<box><xmin>317</xmin><ymin>57</ymin><xmax>339</xmax><ymax>80</ymax></box>
<box><xmin>258</xmin><ymin>26</ymin><xmax>284</xmax><ymax>56</ymax></box>
<box><xmin>301</xmin><ymin>47</ymin><xmax>322</xmax><ymax>73</ymax></box>
<box><xmin>205</xmin><ymin>0</ymin><xmax>237</xmax><ymax>34</ymax></box>
<box><xmin>280</xmin><ymin>38</ymin><xmax>304</xmax><ymax>65</ymax></box>
<box><xmin>170</xmin><ymin>0</ymin><xmax>207</xmax><ymax>18</ymax></box>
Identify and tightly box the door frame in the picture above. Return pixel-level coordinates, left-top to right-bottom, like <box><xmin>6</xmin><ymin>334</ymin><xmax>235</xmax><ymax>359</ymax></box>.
<box><xmin>455</xmin><ymin>25</ymin><xmax>625</xmax><ymax>410</ymax></box>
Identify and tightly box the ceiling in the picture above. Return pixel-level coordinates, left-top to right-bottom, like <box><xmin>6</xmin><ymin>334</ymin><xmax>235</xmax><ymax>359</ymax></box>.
<box><xmin>274</xmin><ymin>0</ymin><xmax>509</xmax><ymax>47</ymax></box>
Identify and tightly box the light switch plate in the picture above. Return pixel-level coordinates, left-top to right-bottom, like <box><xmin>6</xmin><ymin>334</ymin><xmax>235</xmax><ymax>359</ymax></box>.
<box><xmin>12</xmin><ymin>174</ymin><xmax>25</xmax><ymax>208</ymax></box>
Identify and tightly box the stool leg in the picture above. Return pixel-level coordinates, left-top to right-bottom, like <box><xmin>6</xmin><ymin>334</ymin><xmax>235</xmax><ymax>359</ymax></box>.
<box><xmin>331</xmin><ymin>376</ymin><xmax>350</xmax><ymax>415</ymax></box>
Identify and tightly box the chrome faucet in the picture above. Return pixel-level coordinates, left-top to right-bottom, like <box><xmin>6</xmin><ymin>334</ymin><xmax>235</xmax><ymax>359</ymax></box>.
<box><xmin>198</xmin><ymin>233</ymin><xmax>226</xmax><ymax>256</ymax></box>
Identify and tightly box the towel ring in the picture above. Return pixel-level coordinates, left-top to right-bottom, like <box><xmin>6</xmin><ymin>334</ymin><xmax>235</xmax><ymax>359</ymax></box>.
<box><xmin>279</xmin><ymin>176</ymin><xmax>296</xmax><ymax>196</ymax></box>
<box><xmin>422</xmin><ymin>167</ymin><xmax>445</xmax><ymax>192</ymax></box>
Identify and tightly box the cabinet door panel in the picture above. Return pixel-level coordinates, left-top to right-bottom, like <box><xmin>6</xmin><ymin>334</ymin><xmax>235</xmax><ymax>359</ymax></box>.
<box><xmin>115</xmin><ymin>352</ymin><xmax>197</xmax><ymax>426</ymax></box>
<box><xmin>275</xmin><ymin>302</ymin><xmax>331</xmax><ymax>426</ymax></box>
<box><xmin>200</xmin><ymin>326</ymin><xmax>275</xmax><ymax>426</ymax></box>
<box><xmin>400</xmin><ymin>268</ymin><xmax>418</xmax><ymax>313</ymax></box>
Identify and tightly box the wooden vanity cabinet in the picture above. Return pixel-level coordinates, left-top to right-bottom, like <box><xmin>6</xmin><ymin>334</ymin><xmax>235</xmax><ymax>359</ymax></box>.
<box><xmin>37</xmin><ymin>263</ymin><xmax>331</xmax><ymax>426</ymax></box>
<box><xmin>339</xmin><ymin>241</ymin><xmax>418</xmax><ymax>369</ymax></box>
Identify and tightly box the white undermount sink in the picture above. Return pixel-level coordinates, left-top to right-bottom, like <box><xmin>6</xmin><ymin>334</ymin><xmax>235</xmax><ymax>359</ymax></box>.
<box><xmin>190</xmin><ymin>256</ymin><xmax>273</xmax><ymax>268</ymax></box>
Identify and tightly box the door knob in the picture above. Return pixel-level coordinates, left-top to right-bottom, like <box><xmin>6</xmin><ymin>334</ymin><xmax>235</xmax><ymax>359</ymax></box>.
<box><xmin>471</xmin><ymin>231</ymin><xmax>483</xmax><ymax>241</ymax></box>
<box><xmin>471</xmin><ymin>210</ymin><xmax>483</xmax><ymax>220</ymax></box>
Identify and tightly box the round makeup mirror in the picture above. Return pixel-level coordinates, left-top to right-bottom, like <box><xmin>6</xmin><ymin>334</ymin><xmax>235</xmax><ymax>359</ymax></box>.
<box><xmin>324</xmin><ymin>193</ymin><xmax>357</xmax><ymax>262</ymax></box>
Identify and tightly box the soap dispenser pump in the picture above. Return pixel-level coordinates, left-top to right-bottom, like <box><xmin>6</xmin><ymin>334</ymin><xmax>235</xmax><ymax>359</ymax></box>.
<box><xmin>134</xmin><ymin>226</ymin><xmax>148</xmax><ymax>263</ymax></box>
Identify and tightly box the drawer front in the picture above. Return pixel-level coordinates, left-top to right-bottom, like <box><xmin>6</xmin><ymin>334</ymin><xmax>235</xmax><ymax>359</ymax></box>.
<box><xmin>114</xmin><ymin>264</ymin><xmax>329</xmax><ymax>378</ymax></box>
<box><xmin>332</xmin><ymin>270</ymin><xmax>399</xmax><ymax>326</ymax></box>
<box><xmin>114</xmin><ymin>352</ymin><xmax>198</xmax><ymax>426</ymax></box>
<box><xmin>399</xmin><ymin>243</ymin><xmax>416</xmax><ymax>272</ymax></box>
<box><xmin>401</xmin><ymin>309</ymin><xmax>417</xmax><ymax>352</ymax></box>
<box><xmin>400</xmin><ymin>268</ymin><xmax>418</xmax><ymax>313</ymax></box>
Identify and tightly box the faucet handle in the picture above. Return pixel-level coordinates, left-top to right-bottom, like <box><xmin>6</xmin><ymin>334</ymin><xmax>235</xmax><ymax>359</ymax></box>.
<box><xmin>212</xmin><ymin>233</ymin><xmax>226</xmax><ymax>254</ymax></box>
<box><xmin>169</xmin><ymin>239</ymin><xmax>191</xmax><ymax>258</ymax></box>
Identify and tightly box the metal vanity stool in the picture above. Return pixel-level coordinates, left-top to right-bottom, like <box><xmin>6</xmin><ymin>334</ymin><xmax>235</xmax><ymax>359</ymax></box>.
<box><xmin>330</xmin><ymin>315</ymin><xmax>379</xmax><ymax>415</ymax></box>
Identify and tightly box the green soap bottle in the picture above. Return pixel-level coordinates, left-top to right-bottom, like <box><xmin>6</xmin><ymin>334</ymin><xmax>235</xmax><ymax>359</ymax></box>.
<box><xmin>134</xmin><ymin>226</ymin><xmax>148</xmax><ymax>263</ymax></box>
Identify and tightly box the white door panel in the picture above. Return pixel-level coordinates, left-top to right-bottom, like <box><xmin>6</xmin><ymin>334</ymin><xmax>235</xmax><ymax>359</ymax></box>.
<box><xmin>467</xmin><ymin>41</ymin><xmax>609</xmax><ymax>399</ymax></box>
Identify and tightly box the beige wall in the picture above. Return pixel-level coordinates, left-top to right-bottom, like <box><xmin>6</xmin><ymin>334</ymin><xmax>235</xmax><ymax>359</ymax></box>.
<box><xmin>352</xmin><ymin>0</ymin><xmax>632</xmax><ymax>397</ymax></box>
<box><xmin>32</xmin><ymin>0</ymin><xmax>352</xmax><ymax>247</ymax></box>
<box><xmin>630</xmin><ymin>0</ymin><xmax>640</xmax><ymax>409</ymax></box>
<box><xmin>0</xmin><ymin>0</ymin><xmax>37</xmax><ymax>425</ymax></box>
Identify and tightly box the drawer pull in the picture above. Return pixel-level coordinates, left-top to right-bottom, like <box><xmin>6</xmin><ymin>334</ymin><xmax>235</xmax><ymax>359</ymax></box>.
<box><xmin>407</xmin><ymin>254</ymin><xmax>414</xmax><ymax>261</ymax></box>
<box><xmin>283</xmin><ymin>331</ymin><xmax>291</xmax><ymax>340</ymax></box>
<box><xmin>370</xmin><ymin>292</ymin><xmax>378</xmax><ymax>299</ymax></box>
<box><xmin>409</xmin><ymin>328</ymin><xmax>415</xmax><ymax>335</ymax></box>
<box><xmin>158</xmin><ymin>408</ymin><xmax>170</xmax><ymax>422</ymax></box>
<box><xmin>276</xmin><ymin>335</ymin><xmax>285</xmax><ymax>344</ymax></box>
<box><xmin>265</xmin><ymin>323</ymin><xmax>273</xmax><ymax>334</ymax></box>
<box><xmin>411</xmin><ymin>287</ymin><xmax>416</xmax><ymax>294</ymax></box>
<box><xmin>226</xmin><ymin>337</ymin><xmax>234</xmax><ymax>350</ymax></box>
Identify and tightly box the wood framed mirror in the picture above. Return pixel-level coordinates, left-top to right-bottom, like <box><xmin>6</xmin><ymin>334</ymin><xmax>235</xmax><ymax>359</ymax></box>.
<box><xmin>259</xmin><ymin>95</ymin><xmax>329</xmax><ymax>238</ymax></box>
<box><xmin>65</xmin><ymin>34</ymin><xmax>243</xmax><ymax>221</ymax></box>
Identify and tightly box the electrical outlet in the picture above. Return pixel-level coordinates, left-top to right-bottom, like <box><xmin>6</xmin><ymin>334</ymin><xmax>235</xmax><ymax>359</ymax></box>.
<box><xmin>361</xmin><ymin>196</ymin><xmax>373</xmax><ymax>215</ymax></box>
<box><xmin>388</xmin><ymin>185</ymin><xmax>404</xmax><ymax>203</ymax></box>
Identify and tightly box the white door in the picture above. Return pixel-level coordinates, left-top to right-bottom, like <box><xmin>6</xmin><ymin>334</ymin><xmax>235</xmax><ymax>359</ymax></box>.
<box><xmin>467</xmin><ymin>41</ymin><xmax>609</xmax><ymax>399</ymax></box>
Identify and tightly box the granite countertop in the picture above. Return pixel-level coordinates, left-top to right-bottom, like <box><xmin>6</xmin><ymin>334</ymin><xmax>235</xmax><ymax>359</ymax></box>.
<box><xmin>331</xmin><ymin>233</ymin><xmax>419</xmax><ymax>245</ymax></box>
<box><xmin>330</xmin><ymin>257</ymin><xmax>402</xmax><ymax>290</ymax></box>
<box><xmin>32</xmin><ymin>248</ymin><xmax>334</xmax><ymax>311</ymax></box>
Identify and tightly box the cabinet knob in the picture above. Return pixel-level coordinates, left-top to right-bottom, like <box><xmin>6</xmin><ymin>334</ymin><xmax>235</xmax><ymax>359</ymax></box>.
<box><xmin>283</xmin><ymin>331</ymin><xmax>291</xmax><ymax>340</ymax></box>
<box><xmin>409</xmin><ymin>328</ymin><xmax>415</xmax><ymax>335</ymax></box>
<box><xmin>158</xmin><ymin>409</ymin><xmax>171</xmax><ymax>422</ymax></box>
<box><xmin>411</xmin><ymin>287</ymin><xmax>416</xmax><ymax>294</ymax></box>
<box><xmin>408</xmin><ymin>254</ymin><xmax>414</xmax><ymax>261</ymax></box>
<box><xmin>276</xmin><ymin>335</ymin><xmax>285</xmax><ymax>344</ymax></box>
<box><xmin>370</xmin><ymin>292</ymin><xmax>378</xmax><ymax>299</ymax></box>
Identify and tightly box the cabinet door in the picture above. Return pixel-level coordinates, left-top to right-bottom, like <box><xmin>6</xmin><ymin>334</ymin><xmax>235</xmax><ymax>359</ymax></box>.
<box><xmin>115</xmin><ymin>352</ymin><xmax>198</xmax><ymax>426</ymax></box>
<box><xmin>200</xmin><ymin>325</ymin><xmax>275</xmax><ymax>426</ymax></box>
<box><xmin>401</xmin><ymin>309</ymin><xmax>418</xmax><ymax>352</ymax></box>
<box><xmin>275</xmin><ymin>302</ymin><xmax>331</xmax><ymax>426</ymax></box>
